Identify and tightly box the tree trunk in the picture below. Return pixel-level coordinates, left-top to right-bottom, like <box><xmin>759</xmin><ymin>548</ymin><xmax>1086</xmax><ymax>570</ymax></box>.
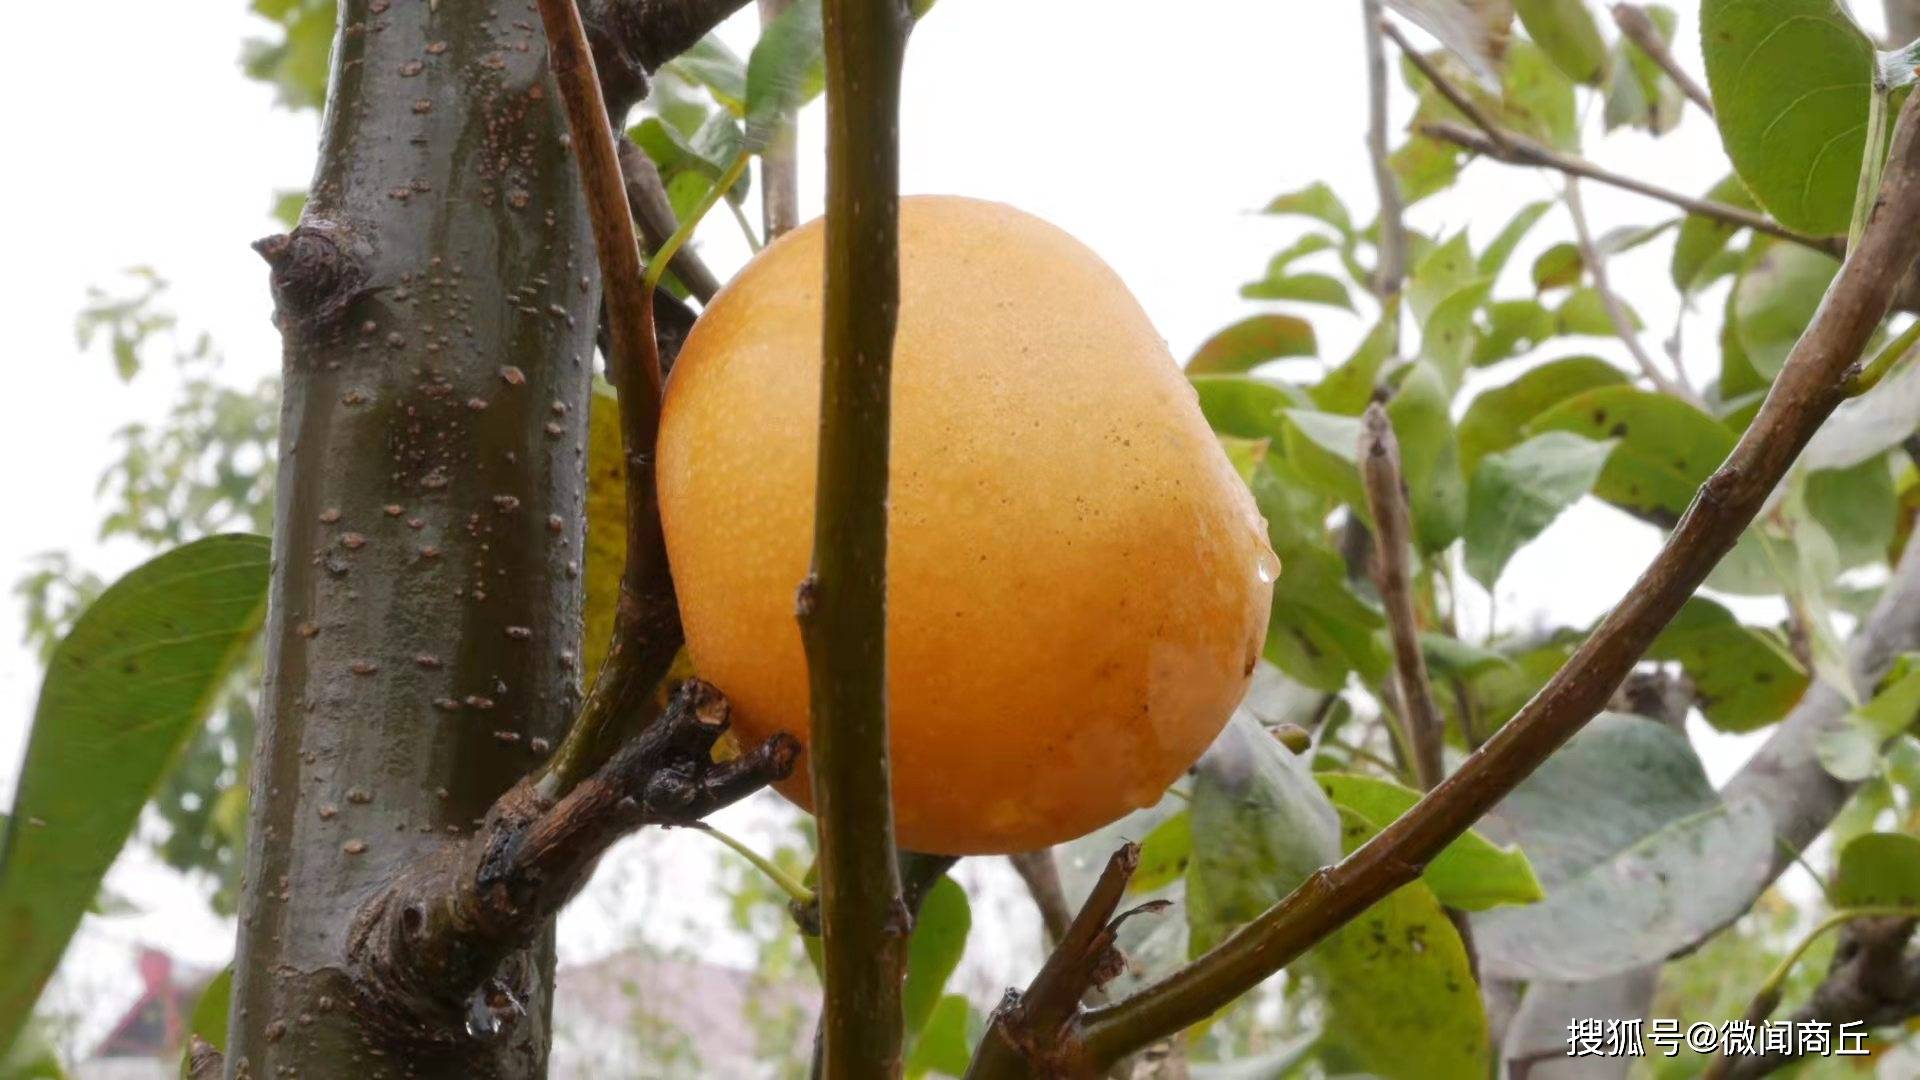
<box><xmin>228</xmin><ymin>1</ymin><xmax>595</xmax><ymax>1074</ymax></box>
<box><xmin>1889</xmin><ymin>0</ymin><xmax>1920</xmax><ymax>44</ymax></box>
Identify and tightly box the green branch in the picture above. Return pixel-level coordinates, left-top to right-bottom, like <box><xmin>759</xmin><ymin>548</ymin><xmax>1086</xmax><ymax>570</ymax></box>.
<box><xmin>801</xmin><ymin>0</ymin><xmax>914</xmax><ymax>1075</ymax></box>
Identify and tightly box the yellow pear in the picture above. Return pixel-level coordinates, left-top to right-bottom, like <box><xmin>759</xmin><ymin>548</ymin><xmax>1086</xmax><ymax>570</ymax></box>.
<box><xmin>658</xmin><ymin>196</ymin><xmax>1275</xmax><ymax>855</ymax></box>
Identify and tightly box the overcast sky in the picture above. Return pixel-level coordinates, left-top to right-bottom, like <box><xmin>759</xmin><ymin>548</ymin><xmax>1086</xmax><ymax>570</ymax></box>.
<box><xmin>3</xmin><ymin>0</ymin><xmax>1888</xmax><ymax>1057</ymax></box>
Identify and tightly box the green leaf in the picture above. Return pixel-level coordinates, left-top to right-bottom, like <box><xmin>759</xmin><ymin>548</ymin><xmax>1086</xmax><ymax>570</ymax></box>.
<box><xmin>1528</xmin><ymin>385</ymin><xmax>1735</xmax><ymax>523</ymax></box>
<box><xmin>1312</xmin><ymin>320</ymin><xmax>1394</xmax><ymax>414</ymax></box>
<box><xmin>1605</xmin><ymin>4</ymin><xmax>1684</xmax><ymax>134</ymax></box>
<box><xmin>179</xmin><ymin>967</ymin><xmax>233</xmax><ymax>1076</ymax></box>
<box><xmin>1459</xmin><ymin>355</ymin><xmax>1626</xmax><ymax>472</ymax></box>
<box><xmin>1471</xmin><ymin>299</ymin><xmax>1557</xmax><ymax>366</ymax></box>
<box><xmin>1317</xmin><ymin>773</ymin><xmax>1544</xmax><ymax>910</ymax></box>
<box><xmin>743</xmin><ymin>0</ymin><xmax>824</xmax><ymax>151</ymax></box>
<box><xmin>1465</xmin><ymin>431</ymin><xmax>1614</xmax><ymax>589</ymax></box>
<box><xmin>1421</xmin><ymin>633</ymin><xmax>1517</xmax><ymax>679</ymax></box>
<box><xmin>1515</xmin><ymin>0</ymin><xmax>1608</xmax><ymax>84</ymax></box>
<box><xmin>240</xmin><ymin>0</ymin><xmax>334</xmax><ymax>111</ymax></box>
<box><xmin>1554</xmin><ymin>286</ymin><xmax>1639</xmax><ymax>335</ymax></box>
<box><xmin>1531</xmin><ymin>242</ymin><xmax>1585</xmax><ymax>291</ymax></box>
<box><xmin>1831</xmin><ymin>832</ymin><xmax>1920</xmax><ymax>908</ymax></box>
<box><xmin>0</xmin><ymin>536</ymin><xmax>271</xmax><ymax>1054</ymax></box>
<box><xmin>1807</xmin><ymin>455</ymin><xmax>1897</xmax><ymax>569</ymax></box>
<box><xmin>1265</xmin><ymin>542</ymin><xmax>1392</xmax><ymax>691</ymax></box>
<box><xmin>1240</xmin><ymin>271</ymin><xmax>1353</xmax><ymax>310</ymax></box>
<box><xmin>269</xmin><ymin>189</ymin><xmax>307</xmax><ymax>230</ymax></box>
<box><xmin>1646</xmin><ymin>598</ymin><xmax>1809</xmax><ymax>733</ymax></box>
<box><xmin>1472</xmin><ymin>714</ymin><xmax>1776</xmax><ymax>980</ymax></box>
<box><xmin>665</xmin><ymin>34</ymin><xmax>749</xmax><ymax>114</ymax></box>
<box><xmin>1192</xmin><ymin>375</ymin><xmax>1307</xmax><ymax>445</ymax></box>
<box><xmin>0</xmin><ymin>1017</ymin><xmax>66</xmax><ymax>1080</ymax></box>
<box><xmin>1391</xmin><ymin>132</ymin><xmax>1465</xmax><ymax>205</ymax></box>
<box><xmin>1281</xmin><ymin>408</ymin><xmax>1368</xmax><ymax>510</ymax></box>
<box><xmin>1385</xmin><ymin>0</ymin><xmax>1516</xmax><ymax>85</ymax></box>
<box><xmin>1188</xmin><ymin>314</ymin><xmax>1317</xmax><ymax>374</ymax></box>
<box><xmin>906</xmin><ymin>994</ymin><xmax>974</xmax><ymax>1078</ymax></box>
<box><xmin>1817</xmin><ymin>655</ymin><xmax>1920</xmax><ymax>781</ymax></box>
<box><xmin>1388</xmin><ymin>362</ymin><xmax>1469</xmax><ymax>552</ymax></box>
<box><xmin>1218</xmin><ymin>435</ymin><xmax>1271</xmax><ymax>485</ymax></box>
<box><xmin>1300</xmin><ymin>812</ymin><xmax>1489</xmax><ymax>1080</ymax></box>
<box><xmin>1733</xmin><ymin>241</ymin><xmax>1842</xmax><ymax>381</ymax></box>
<box><xmin>1479</xmin><ymin>200</ymin><xmax>1554</xmax><ymax>278</ymax></box>
<box><xmin>1129</xmin><ymin>810</ymin><xmax>1193</xmax><ymax>895</ymax></box>
<box><xmin>1262</xmin><ymin>182</ymin><xmax>1353</xmax><ymax>235</ymax></box>
<box><xmin>1501</xmin><ymin>38</ymin><xmax>1580</xmax><ymax>149</ymax></box>
<box><xmin>1186</xmin><ymin>714</ymin><xmax>1341</xmax><ymax>956</ymax></box>
<box><xmin>902</xmin><ymin>876</ymin><xmax>970</xmax><ymax>1048</ymax></box>
<box><xmin>1702</xmin><ymin>0</ymin><xmax>1876</xmax><ymax>235</ymax></box>
<box><xmin>1420</xmin><ymin>280</ymin><xmax>1497</xmax><ymax>384</ymax></box>
<box><xmin>1673</xmin><ymin>175</ymin><xmax>1758</xmax><ymax>294</ymax></box>
<box><xmin>1411</xmin><ymin>233</ymin><xmax>1478</xmax><ymax>324</ymax></box>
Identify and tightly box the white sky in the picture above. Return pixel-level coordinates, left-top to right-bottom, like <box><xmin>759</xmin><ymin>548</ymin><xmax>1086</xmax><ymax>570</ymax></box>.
<box><xmin>1</xmin><ymin>0</ymin><xmax>1887</xmax><ymax>1059</ymax></box>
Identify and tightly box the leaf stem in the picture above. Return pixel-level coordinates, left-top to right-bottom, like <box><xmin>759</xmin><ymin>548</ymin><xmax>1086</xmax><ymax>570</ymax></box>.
<box><xmin>690</xmin><ymin>822</ymin><xmax>815</xmax><ymax>905</ymax></box>
<box><xmin>643</xmin><ymin>152</ymin><xmax>752</xmax><ymax>295</ymax></box>
<box><xmin>1720</xmin><ymin>904</ymin><xmax>1920</xmax><ymax>1042</ymax></box>
<box><xmin>1851</xmin><ymin>82</ymin><xmax>1892</xmax><ymax>253</ymax></box>
<box><xmin>1852</xmin><ymin>316</ymin><xmax>1920</xmax><ymax>396</ymax></box>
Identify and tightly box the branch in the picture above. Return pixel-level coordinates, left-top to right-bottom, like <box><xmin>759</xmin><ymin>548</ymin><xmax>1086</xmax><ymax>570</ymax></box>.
<box><xmin>1012</xmin><ymin>90</ymin><xmax>1920</xmax><ymax>1074</ymax></box>
<box><xmin>1612</xmin><ymin>4</ymin><xmax>1713</xmax><ymax>116</ymax></box>
<box><xmin>619</xmin><ymin>137</ymin><xmax>725</xmax><ymax>304</ymax></box>
<box><xmin>535</xmin><ymin>0</ymin><xmax>689</xmax><ymax>797</ymax></box>
<box><xmin>346</xmin><ymin>680</ymin><xmax>797</xmax><ymax>1046</ymax></box>
<box><xmin>759</xmin><ymin>0</ymin><xmax>803</xmax><ymax>240</ymax></box>
<box><xmin>1719</xmin><ymin>918</ymin><xmax>1920</xmax><ymax>1079</ymax></box>
<box><xmin>1363</xmin><ymin>2</ymin><xmax>1408</xmax><ymax>314</ymax></box>
<box><xmin>1421</xmin><ymin>119</ymin><xmax>1846</xmax><ymax>260</ymax></box>
<box><xmin>1381</xmin><ymin>18</ymin><xmax>1512</xmax><ymax>151</ymax></box>
<box><xmin>1890</xmin><ymin>0</ymin><xmax>1920</xmax><ymax>46</ymax></box>
<box><xmin>1360</xmin><ymin>404</ymin><xmax>1446</xmax><ymax>790</ymax></box>
<box><xmin>184</xmin><ymin>1037</ymin><xmax>222</xmax><ymax>1080</ymax></box>
<box><xmin>1010</xmin><ymin>849</ymin><xmax>1078</xmax><ymax>949</ymax></box>
<box><xmin>967</xmin><ymin>845</ymin><xmax>1170</xmax><ymax>1079</ymax></box>
<box><xmin>585</xmin><ymin>0</ymin><xmax>756</xmax><ymax>118</ymax></box>
<box><xmin>804</xmin><ymin>0</ymin><xmax>914</xmax><ymax>1074</ymax></box>
<box><xmin>1565</xmin><ymin>177</ymin><xmax>1698</xmax><ymax>402</ymax></box>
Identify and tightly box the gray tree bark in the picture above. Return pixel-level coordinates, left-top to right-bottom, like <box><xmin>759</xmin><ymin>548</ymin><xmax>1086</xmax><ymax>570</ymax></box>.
<box><xmin>228</xmin><ymin>2</ymin><xmax>596</xmax><ymax>1074</ymax></box>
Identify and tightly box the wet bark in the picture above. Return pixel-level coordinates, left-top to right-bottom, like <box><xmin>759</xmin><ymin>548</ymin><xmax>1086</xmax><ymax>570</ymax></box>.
<box><xmin>228</xmin><ymin>1</ymin><xmax>597</xmax><ymax>1075</ymax></box>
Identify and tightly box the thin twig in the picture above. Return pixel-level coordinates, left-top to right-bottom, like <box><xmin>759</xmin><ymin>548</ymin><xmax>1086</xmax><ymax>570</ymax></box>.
<box><xmin>585</xmin><ymin>0</ymin><xmax>758</xmax><ymax>117</ymax></box>
<box><xmin>1359</xmin><ymin>405</ymin><xmax>1475</xmax><ymax>976</ymax></box>
<box><xmin>184</xmin><ymin>1037</ymin><xmax>222</xmax><ymax>1080</ymax></box>
<box><xmin>1010</xmin><ymin>849</ymin><xmax>1078</xmax><ymax>949</ymax></box>
<box><xmin>1421</xmin><ymin>120</ymin><xmax>1846</xmax><ymax>259</ymax></box>
<box><xmin>966</xmin><ymin>90</ymin><xmax>1920</xmax><ymax>1077</ymax></box>
<box><xmin>618</xmin><ymin>137</ymin><xmax>724</xmax><ymax>304</ymax></box>
<box><xmin>804</xmin><ymin>0</ymin><xmax>914</xmax><ymax>1074</ymax></box>
<box><xmin>1381</xmin><ymin>17</ymin><xmax>1512</xmax><ymax>151</ymax></box>
<box><xmin>1717</xmin><ymin>916</ymin><xmax>1920</xmax><ymax>1079</ymax></box>
<box><xmin>1612</xmin><ymin>4</ymin><xmax>1714</xmax><ymax>116</ymax></box>
<box><xmin>967</xmin><ymin>845</ymin><xmax>1169</xmax><ymax>1079</ymax></box>
<box><xmin>1565</xmin><ymin>177</ymin><xmax>1699</xmax><ymax>402</ymax></box>
<box><xmin>759</xmin><ymin>0</ymin><xmax>802</xmax><ymax>240</ymax></box>
<box><xmin>1360</xmin><ymin>404</ymin><xmax>1446</xmax><ymax>791</ymax></box>
<box><xmin>1363</xmin><ymin>1</ymin><xmax>1408</xmax><ymax>323</ymax></box>
<box><xmin>535</xmin><ymin>0</ymin><xmax>686</xmax><ymax>799</ymax></box>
